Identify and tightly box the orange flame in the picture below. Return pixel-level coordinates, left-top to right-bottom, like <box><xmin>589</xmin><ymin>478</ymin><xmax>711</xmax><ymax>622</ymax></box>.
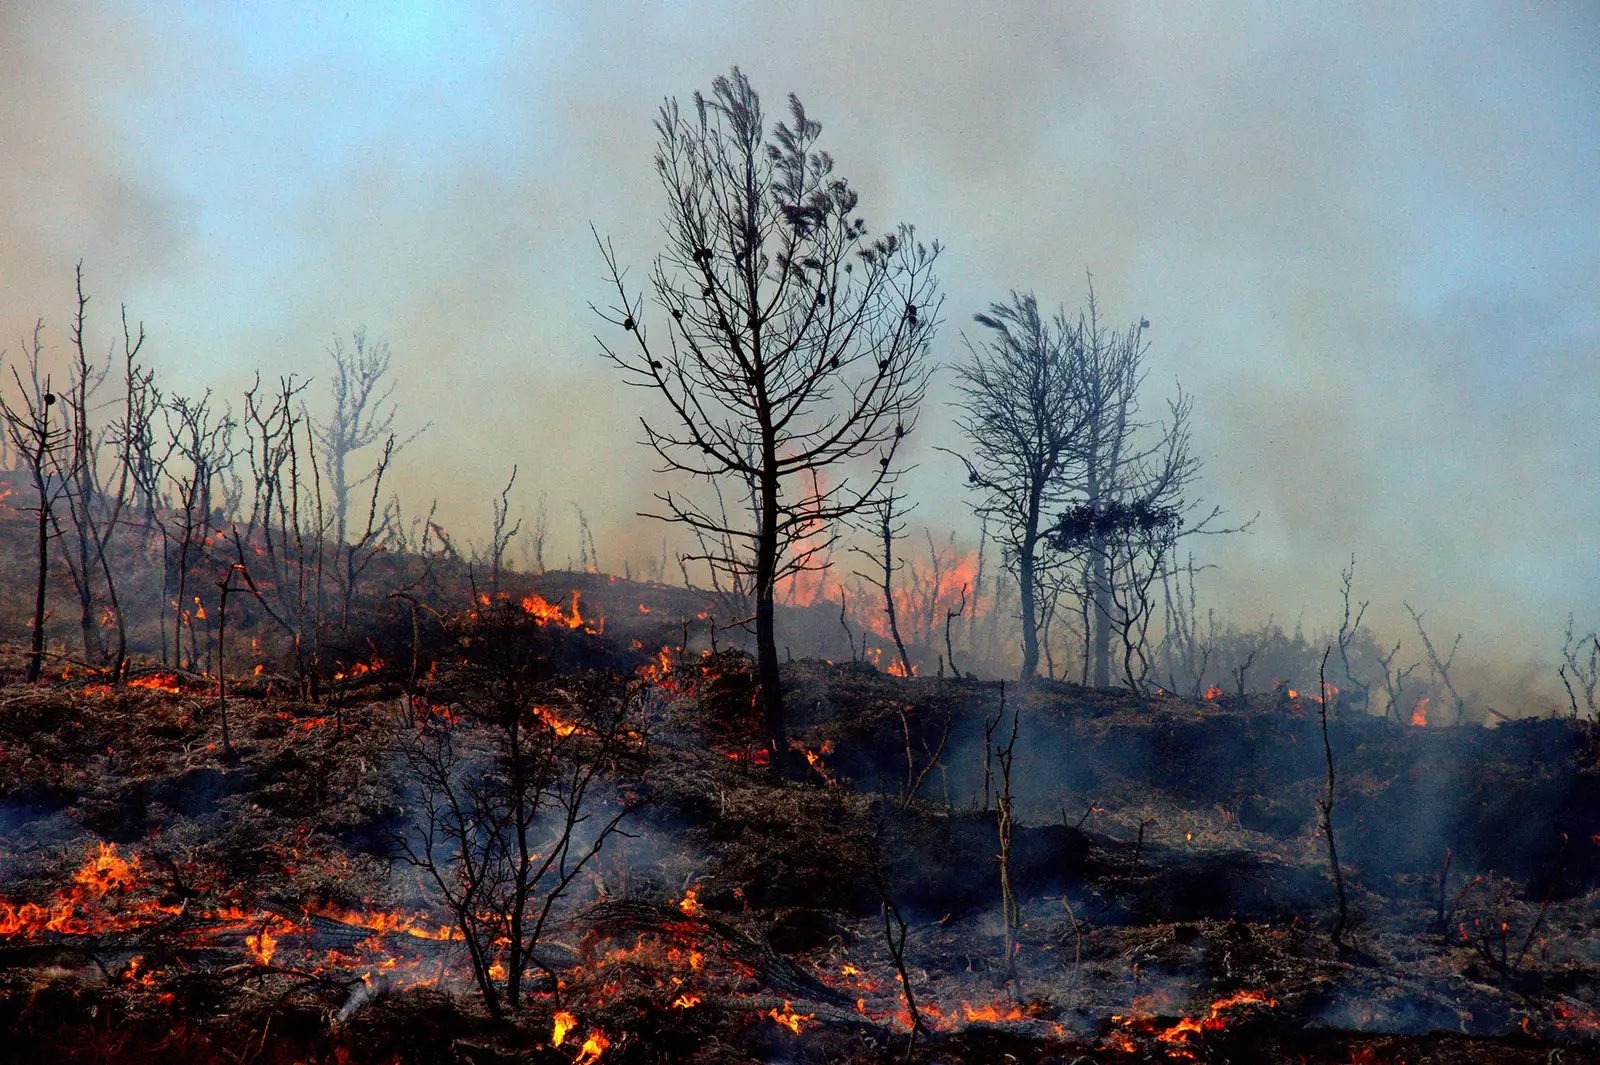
<box><xmin>1203</xmin><ymin>685</ymin><xmax>1224</xmax><ymax>701</ymax></box>
<box><xmin>575</xmin><ymin>1031</ymin><xmax>610</xmax><ymax>1065</ymax></box>
<box><xmin>1411</xmin><ymin>696</ymin><xmax>1430</xmax><ymax>727</ymax></box>
<box><xmin>520</xmin><ymin>591</ymin><xmax>601</xmax><ymax>633</ymax></box>
<box><xmin>767</xmin><ymin>1000</ymin><xmax>814</xmax><ymax>1035</ymax></box>
<box><xmin>552</xmin><ymin>1011</ymin><xmax>577</xmax><ymax>1046</ymax></box>
<box><xmin>129</xmin><ymin>673</ymin><xmax>183</xmax><ymax>694</ymax></box>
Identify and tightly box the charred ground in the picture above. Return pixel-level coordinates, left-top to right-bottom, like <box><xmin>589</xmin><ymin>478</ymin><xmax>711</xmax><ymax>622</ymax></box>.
<box><xmin>0</xmin><ymin>571</ymin><xmax>1596</xmax><ymax>1064</ymax></box>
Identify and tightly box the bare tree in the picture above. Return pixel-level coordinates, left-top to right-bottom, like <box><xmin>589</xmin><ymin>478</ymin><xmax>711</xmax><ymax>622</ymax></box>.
<box><xmin>161</xmin><ymin>391</ymin><xmax>238</xmax><ymax>669</ymax></box>
<box><xmin>312</xmin><ymin>327</ymin><xmax>426</xmax><ymax>547</ymax></box>
<box><xmin>946</xmin><ymin>293</ymin><xmax>1088</xmax><ymax>681</ymax></box>
<box><xmin>1048</xmin><ymin>279</ymin><xmax>1234</xmax><ymax>689</ymax></box>
<box><xmin>232</xmin><ymin>374</ymin><xmax>328</xmax><ymax>699</ymax></box>
<box><xmin>484</xmin><ymin>465</ymin><xmax>522</xmax><ymax>595</ymax></box>
<box><xmin>595</xmin><ymin>68</ymin><xmax>941</xmax><ymax>761</ymax></box>
<box><xmin>1558</xmin><ymin>615</ymin><xmax>1600</xmax><ymax>720</ymax></box>
<box><xmin>50</xmin><ymin>266</ymin><xmax>151</xmax><ymax>675</ymax></box>
<box><xmin>0</xmin><ymin>324</ymin><xmax>68</xmax><ymax>682</ymax></box>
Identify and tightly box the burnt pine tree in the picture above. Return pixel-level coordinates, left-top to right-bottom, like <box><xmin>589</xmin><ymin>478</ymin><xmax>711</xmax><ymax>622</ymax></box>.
<box><xmin>597</xmin><ymin>68</ymin><xmax>941</xmax><ymax>763</ymax></box>
<box><xmin>944</xmin><ymin>293</ymin><xmax>1090</xmax><ymax>681</ymax></box>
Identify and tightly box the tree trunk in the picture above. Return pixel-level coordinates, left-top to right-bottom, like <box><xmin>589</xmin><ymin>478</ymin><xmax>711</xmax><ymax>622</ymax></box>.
<box><xmin>1091</xmin><ymin>546</ymin><xmax>1112</xmax><ymax>688</ymax></box>
<box><xmin>27</xmin><ymin>472</ymin><xmax>49</xmax><ymax>683</ymax></box>
<box><xmin>755</xmin><ymin>468</ymin><xmax>785</xmax><ymax>771</ymax></box>
<box><xmin>1018</xmin><ymin>537</ymin><xmax>1039</xmax><ymax>681</ymax></box>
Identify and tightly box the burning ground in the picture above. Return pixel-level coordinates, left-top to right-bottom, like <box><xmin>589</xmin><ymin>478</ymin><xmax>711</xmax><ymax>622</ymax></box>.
<box><xmin>0</xmin><ymin>577</ymin><xmax>1597</xmax><ymax>1063</ymax></box>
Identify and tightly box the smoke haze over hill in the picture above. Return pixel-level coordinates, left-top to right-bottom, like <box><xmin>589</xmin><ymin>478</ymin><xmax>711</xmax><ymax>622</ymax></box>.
<box><xmin>1</xmin><ymin>1</ymin><xmax>1595</xmax><ymax>701</ymax></box>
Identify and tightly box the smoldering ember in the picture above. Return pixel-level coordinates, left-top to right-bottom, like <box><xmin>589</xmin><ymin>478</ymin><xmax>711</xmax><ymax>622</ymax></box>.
<box><xmin>1</xmin><ymin>15</ymin><xmax>1598</xmax><ymax>1065</ymax></box>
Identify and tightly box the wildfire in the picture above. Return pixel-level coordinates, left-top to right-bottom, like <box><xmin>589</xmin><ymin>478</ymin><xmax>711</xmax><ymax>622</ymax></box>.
<box><xmin>552</xmin><ymin>1010</ymin><xmax>578</xmax><ymax>1046</ymax></box>
<box><xmin>1109</xmin><ymin>989</ymin><xmax>1276</xmax><ymax>1053</ymax></box>
<box><xmin>333</xmin><ymin>657</ymin><xmax>383</xmax><ymax>682</ymax></box>
<box><xmin>129</xmin><ymin>672</ymin><xmax>183</xmax><ymax>694</ymax></box>
<box><xmin>767</xmin><ymin>1000</ymin><xmax>814</xmax><ymax>1035</ymax></box>
<box><xmin>789</xmin><ymin>739</ymin><xmax>837</xmax><ymax>785</ymax></box>
<box><xmin>677</xmin><ymin>885</ymin><xmax>703</xmax><ymax>917</ymax></box>
<box><xmin>1203</xmin><ymin>685</ymin><xmax>1224</xmax><ymax>701</ymax></box>
<box><xmin>520</xmin><ymin>591</ymin><xmax>602</xmax><ymax>633</ymax></box>
<box><xmin>1411</xmin><ymin>696</ymin><xmax>1430</xmax><ymax>727</ymax></box>
<box><xmin>311</xmin><ymin>903</ymin><xmax>459</xmax><ymax>941</ymax></box>
<box><xmin>962</xmin><ymin>1001</ymin><xmax>1025</xmax><ymax>1023</ymax></box>
<box><xmin>575</xmin><ymin>1032</ymin><xmax>610</xmax><ymax>1065</ymax></box>
<box><xmin>534</xmin><ymin>704</ymin><xmax>581</xmax><ymax>738</ymax></box>
<box><xmin>245</xmin><ymin>922</ymin><xmax>280</xmax><ymax>966</ymax></box>
<box><xmin>0</xmin><ymin>841</ymin><xmax>162</xmax><ymax>938</ymax></box>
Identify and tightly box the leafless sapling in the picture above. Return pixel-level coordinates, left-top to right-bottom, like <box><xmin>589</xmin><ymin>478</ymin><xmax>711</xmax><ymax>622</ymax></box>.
<box><xmin>337</xmin><ymin>434</ymin><xmax>396</xmax><ymax>631</ymax></box>
<box><xmin>1405</xmin><ymin>602</ymin><xmax>1466</xmax><ymax>725</ymax></box>
<box><xmin>991</xmin><ymin>687</ymin><xmax>1021</xmax><ymax>985</ymax></box>
<box><xmin>395</xmin><ymin>603</ymin><xmax>647</xmax><ymax>1018</ymax></box>
<box><xmin>1333</xmin><ymin>555</ymin><xmax>1373</xmax><ymax>715</ymax></box>
<box><xmin>484</xmin><ymin>465</ymin><xmax>522</xmax><ymax>597</ymax></box>
<box><xmin>1316</xmin><ymin>647</ymin><xmax>1350</xmax><ymax>951</ymax></box>
<box><xmin>596</xmin><ymin>67</ymin><xmax>941</xmax><ymax>765</ymax></box>
<box><xmin>851</xmin><ymin>491</ymin><xmax>914</xmax><ymax>677</ymax></box>
<box><xmin>1557</xmin><ymin>615</ymin><xmax>1600</xmax><ymax>720</ymax></box>
<box><xmin>944</xmin><ymin>581</ymin><xmax>968</xmax><ymax>678</ymax></box>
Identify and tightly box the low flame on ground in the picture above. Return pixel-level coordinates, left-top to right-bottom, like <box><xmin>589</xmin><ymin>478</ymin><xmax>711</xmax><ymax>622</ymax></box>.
<box><xmin>575</xmin><ymin>1031</ymin><xmax>610</xmax><ymax>1065</ymax></box>
<box><xmin>767</xmin><ymin>1000</ymin><xmax>814</xmax><ymax>1034</ymax></box>
<box><xmin>1108</xmin><ymin>989</ymin><xmax>1276</xmax><ymax>1053</ymax></box>
<box><xmin>1412</xmin><ymin>695</ymin><xmax>1430</xmax><ymax>727</ymax></box>
<box><xmin>521</xmin><ymin>591</ymin><xmax>602</xmax><ymax>633</ymax></box>
<box><xmin>129</xmin><ymin>672</ymin><xmax>183</xmax><ymax>694</ymax></box>
<box><xmin>789</xmin><ymin>739</ymin><xmax>837</xmax><ymax>785</ymax></box>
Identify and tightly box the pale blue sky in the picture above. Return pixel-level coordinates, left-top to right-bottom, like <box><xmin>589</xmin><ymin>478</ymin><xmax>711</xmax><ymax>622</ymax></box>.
<box><xmin>1</xmin><ymin>1</ymin><xmax>1596</xmax><ymax>692</ymax></box>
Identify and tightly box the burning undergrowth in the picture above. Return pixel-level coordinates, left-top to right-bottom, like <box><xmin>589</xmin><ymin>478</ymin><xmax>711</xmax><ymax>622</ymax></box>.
<box><xmin>0</xmin><ymin>582</ymin><xmax>1597</xmax><ymax>1062</ymax></box>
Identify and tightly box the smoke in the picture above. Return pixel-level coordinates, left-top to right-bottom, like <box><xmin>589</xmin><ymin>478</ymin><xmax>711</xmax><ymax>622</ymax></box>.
<box><xmin>1</xmin><ymin>2</ymin><xmax>1595</xmax><ymax>692</ymax></box>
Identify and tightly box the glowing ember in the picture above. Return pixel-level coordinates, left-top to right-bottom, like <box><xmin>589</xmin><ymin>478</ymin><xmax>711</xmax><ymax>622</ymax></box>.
<box><xmin>671</xmin><ymin>993</ymin><xmax>703</xmax><ymax>1008</ymax></box>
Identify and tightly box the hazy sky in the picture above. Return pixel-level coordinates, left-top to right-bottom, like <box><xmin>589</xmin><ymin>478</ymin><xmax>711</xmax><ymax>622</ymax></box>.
<box><xmin>2</xmin><ymin>1</ymin><xmax>1596</xmax><ymax>687</ymax></box>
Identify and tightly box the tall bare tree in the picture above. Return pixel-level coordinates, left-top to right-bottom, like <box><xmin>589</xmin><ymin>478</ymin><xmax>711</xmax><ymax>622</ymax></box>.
<box><xmin>595</xmin><ymin>68</ymin><xmax>941</xmax><ymax>760</ymax></box>
<box><xmin>1049</xmin><ymin>279</ymin><xmax>1230</xmax><ymax>689</ymax></box>
<box><xmin>945</xmin><ymin>293</ymin><xmax>1089</xmax><ymax>680</ymax></box>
